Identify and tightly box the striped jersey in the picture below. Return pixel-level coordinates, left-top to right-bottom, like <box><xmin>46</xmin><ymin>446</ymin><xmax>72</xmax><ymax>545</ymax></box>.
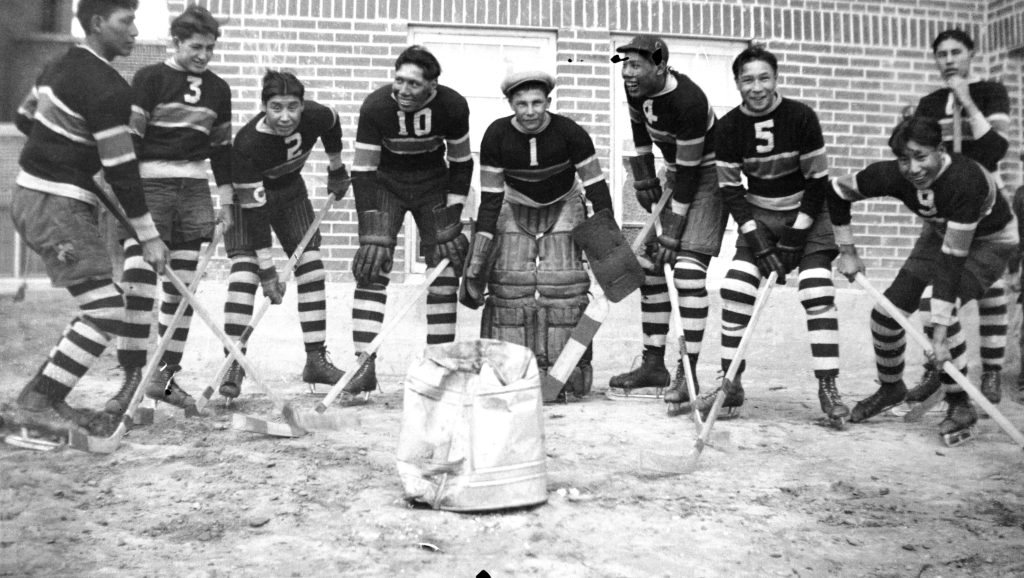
<box><xmin>625</xmin><ymin>69</ymin><xmax>716</xmax><ymax>206</ymax></box>
<box><xmin>715</xmin><ymin>96</ymin><xmax>829</xmax><ymax>226</ymax></box>
<box><xmin>477</xmin><ymin>113</ymin><xmax>612</xmax><ymax>235</ymax></box>
<box><xmin>830</xmin><ymin>154</ymin><xmax>1016</xmax><ymax>323</ymax></box>
<box><xmin>130</xmin><ymin>58</ymin><xmax>232</xmax><ymax>184</ymax></box>
<box><xmin>351</xmin><ymin>84</ymin><xmax>473</xmax><ymax>210</ymax></box>
<box><xmin>231</xmin><ymin>100</ymin><xmax>342</xmax><ymax>207</ymax></box>
<box><xmin>915</xmin><ymin>80</ymin><xmax>1010</xmax><ymax>173</ymax></box>
<box><xmin>14</xmin><ymin>46</ymin><xmax>153</xmax><ymax>231</ymax></box>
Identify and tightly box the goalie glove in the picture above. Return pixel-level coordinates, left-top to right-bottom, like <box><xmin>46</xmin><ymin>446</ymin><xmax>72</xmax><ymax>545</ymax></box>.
<box><xmin>327</xmin><ymin>165</ymin><xmax>351</xmax><ymax>200</ymax></box>
<box><xmin>430</xmin><ymin>203</ymin><xmax>469</xmax><ymax>275</ymax></box>
<box><xmin>258</xmin><ymin>267</ymin><xmax>286</xmax><ymax>304</ymax></box>
<box><xmin>742</xmin><ymin>221</ymin><xmax>786</xmax><ymax>283</ymax></box>
<box><xmin>458</xmin><ymin>232</ymin><xmax>495</xmax><ymax>309</ymax></box>
<box><xmin>629</xmin><ymin>153</ymin><xmax>662</xmax><ymax>212</ymax></box>
<box><xmin>352</xmin><ymin>210</ymin><xmax>395</xmax><ymax>284</ymax></box>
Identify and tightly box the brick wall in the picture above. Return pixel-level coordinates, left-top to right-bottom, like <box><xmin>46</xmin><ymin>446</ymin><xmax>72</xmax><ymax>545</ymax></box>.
<box><xmin>4</xmin><ymin>0</ymin><xmax>1022</xmax><ymax>283</ymax></box>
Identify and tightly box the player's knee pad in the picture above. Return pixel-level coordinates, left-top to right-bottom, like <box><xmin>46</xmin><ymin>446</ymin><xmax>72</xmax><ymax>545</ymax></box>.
<box><xmin>481</xmin><ymin>296</ymin><xmax>537</xmax><ymax>353</ymax></box>
<box><xmin>491</xmin><ymin>229</ymin><xmax>539</xmax><ymax>300</ymax></box>
<box><xmin>296</xmin><ymin>249</ymin><xmax>326</xmax><ymax>285</ymax></box>
<box><xmin>673</xmin><ymin>254</ymin><xmax>709</xmax><ymax>297</ymax></box>
<box><xmin>797</xmin><ymin>267</ymin><xmax>835</xmax><ymax>312</ymax></box>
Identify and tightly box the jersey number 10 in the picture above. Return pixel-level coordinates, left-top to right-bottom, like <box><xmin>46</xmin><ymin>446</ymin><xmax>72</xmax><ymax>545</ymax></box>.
<box><xmin>397</xmin><ymin>109</ymin><xmax>433</xmax><ymax>136</ymax></box>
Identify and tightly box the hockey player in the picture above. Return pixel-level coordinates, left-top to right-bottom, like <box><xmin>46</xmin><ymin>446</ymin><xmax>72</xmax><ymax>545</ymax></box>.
<box><xmin>217</xmin><ymin>71</ymin><xmax>351</xmax><ymax>399</ymax></box>
<box><xmin>681</xmin><ymin>46</ymin><xmax>846</xmax><ymax>426</ymax></box>
<box><xmin>102</xmin><ymin>4</ymin><xmax>233</xmax><ymax>416</ymax></box>
<box><xmin>462</xmin><ymin>70</ymin><xmax>616</xmax><ymax>400</ymax></box>
<box><xmin>830</xmin><ymin>116</ymin><xmax>1018</xmax><ymax>441</ymax></box>
<box><xmin>5</xmin><ymin>0</ymin><xmax>169</xmax><ymax>436</ymax></box>
<box><xmin>347</xmin><ymin>46</ymin><xmax>472</xmax><ymax>400</ymax></box>
<box><xmin>609</xmin><ymin>34</ymin><xmax>727</xmax><ymax>401</ymax></box>
<box><xmin>909</xmin><ymin>29</ymin><xmax>1013</xmax><ymax>406</ymax></box>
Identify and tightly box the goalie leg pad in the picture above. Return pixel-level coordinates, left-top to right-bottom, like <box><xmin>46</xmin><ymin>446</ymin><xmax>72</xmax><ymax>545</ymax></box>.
<box><xmin>490</xmin><ymin>205</ymin><xmax>539</xmax><ymax>301</ymax></box>
<box><xmin>481</xmin><ymin>296</ymin><xmax>538</xmax><ymax>355</ymax></box>
<box><xmin>537</xmin><ymin>199</ymin><xmax>590</xmax><ymax>301</ymax></box>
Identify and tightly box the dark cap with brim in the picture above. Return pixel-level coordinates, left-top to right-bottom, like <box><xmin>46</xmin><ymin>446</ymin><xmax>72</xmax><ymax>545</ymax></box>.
<box><xmin>615</xmin><ymin>34</ymin><xmax>668</xmax><ymax>65</ymax></box>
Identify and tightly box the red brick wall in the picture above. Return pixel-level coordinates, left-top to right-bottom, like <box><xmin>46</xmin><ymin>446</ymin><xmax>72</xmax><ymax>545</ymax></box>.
<box><xmin>123</xmin><ymin>2</ymin><xmax>1024</xmax><ymax>281</ymax></box>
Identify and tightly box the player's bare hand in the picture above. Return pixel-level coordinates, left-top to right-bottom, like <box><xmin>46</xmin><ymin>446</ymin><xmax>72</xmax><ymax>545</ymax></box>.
<box><xmin>836</xmin><ymin>247</ymin><xmax>864</xmax><ymax>282</ymax></box>
<box><xmin>141</xmin><ymin>237</ymin><xmax>170</xmax><ymax>275</ymax></box>
<box><xmin>945</xmin><ymin>76</ymin><xmax>974</xmax><ymax>108</ymax></box>
<box><xmin>929</xmin><ymin>336</ymin><xmax>952</xmax><ymax>368</ymax></box>
<box><xmin>217</xmin><ymin>206</ymin><xmax>234</xmax><ymax>232</ymax></box>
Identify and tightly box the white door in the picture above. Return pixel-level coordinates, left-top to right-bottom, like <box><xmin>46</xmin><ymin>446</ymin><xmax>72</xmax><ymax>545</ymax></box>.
<box><xmin>405</xmin><ymin>27</ymin><xmax>557</xmax><ymax>272</ymax></box>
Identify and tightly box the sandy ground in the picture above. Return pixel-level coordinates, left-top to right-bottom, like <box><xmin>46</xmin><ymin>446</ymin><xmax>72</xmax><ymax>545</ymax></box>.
<box><xmin>1</xmin><ymin>275</ymin><xmax>1023</xmax><ymax>577</ymax></box>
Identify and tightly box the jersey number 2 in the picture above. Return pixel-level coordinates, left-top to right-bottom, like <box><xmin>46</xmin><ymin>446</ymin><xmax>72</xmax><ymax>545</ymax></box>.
<box><xmin>184</xmin><ymin>76</ymin><xmax>202</xmax><ymax>104</ymax></box>
<box><xmin>285</xmin><ymin>133</ymin><xmax>303</xmax><ymax>160</ymax></box>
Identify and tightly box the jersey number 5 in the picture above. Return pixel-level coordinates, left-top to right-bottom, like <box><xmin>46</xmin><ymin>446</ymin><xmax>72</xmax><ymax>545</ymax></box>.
<box><xmin>397</xmin><ymin>109</ymin><xmax>433</xmax><ymax>136</ymax></box>
<box><xmin>184</xmin><ymin>76</ymin><xmax>202</xmax><ymax>104</ymax></box>
<box><xmin>754</xmin><ymin>119</ymin><xmax>775</xmax><ymax>154</ymax></box>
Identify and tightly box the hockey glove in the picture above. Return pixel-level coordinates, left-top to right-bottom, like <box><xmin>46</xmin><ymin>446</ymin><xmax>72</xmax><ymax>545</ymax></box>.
<box><xmin>327</xmin><ymin>166</ymin><xmax>351</xmax><ymax>200</ymax></box>
<box><xmin>352</xmin><ymin>210</ymin><xmax>395</xmax><ymax>285</ymax></box>
<box><xmin>776</xmin><ymin>225</ymin><xmax>810</xmax><ymax>274</ymax></box>
<box><xmin>629</xmin><ymin>153</ymin><xmax>662</xmax><ymax>212</ymax></box>
<box><xmin>743</xmin><ymin>222</ymin><xmax>786</xmax><ymax>283</ymax></box>
<box><xmin>459</xmin><ymin>232</ymin><xmax>495</xmax><ymax>309</ymax></box>
<box><xmin>258</xmin><ymin>267</ymin><xmax>286</xmax><ymax>304</ymax></box>
<box><xmin>650</xmin><ymin>209</ymin><xmax>687</xmax><ymax>268</ymax></box>
<box><xmin>430</xmin><ymin>204</ymin><xmax>469</xmax><ymax>275</ymax></box>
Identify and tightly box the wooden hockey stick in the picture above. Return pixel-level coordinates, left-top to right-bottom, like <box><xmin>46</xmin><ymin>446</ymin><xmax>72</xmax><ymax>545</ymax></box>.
<box><xmin>196</xmin><ymin>194</ymin><xmax>339</xmax><ymax>411</ymax></box>
<box><xmin>313</xmin><ymin>258</ymin><xmax>451</xmax><ymax>413</ymax></box>
<box><xmin>541</xmin><ymin>289</ymin><xmax>609</xmax><ymax>402</ymax></box>
<box><xmin>640</xmin><ymin>271</ymin><xmax>779</xmax><ymax>475</ymax></box>
<box><xmin>664</xmin><ymin>263</ymin><xmax>703</xmax><ymax>431</ymax></box>
<box><xmin>856</xmin><ymin>273</ymin><xmax>1024</xmax><ymax>450</ymax></box>
<box><xmin>633</xmin><ymin>186</ymin><xmax>673</xmax><ymax>270</ymax></box>
<box><xmin>952</xmin><ymin>102</ymin><xmax>963</xmax><ymax>153</ymax></box>
<box><xmin>66</xmin><ymin>224</ymin><xmax>225</xmax><ymax>453</ymax></box>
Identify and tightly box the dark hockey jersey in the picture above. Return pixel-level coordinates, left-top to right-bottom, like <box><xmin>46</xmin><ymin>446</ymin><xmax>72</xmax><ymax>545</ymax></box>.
<box><xmin>716</xmin><ymin>96</ymin><xmax>829</xmax><ymax>226</ymax></box>
<box><xmin>830</xmin><ymin>153</ymin><xmax>1016</xmax><ymax>323</ymax></box>
<box><xmin>130</xmin><ymin>58</ymin><xmax>232</xmax><ymax>185</ymax></box>
<box><xmin>351</xmin><ymin>84</ymin><xmax>473</xmax><ymax>210</ymax></box>
<box><xmin>477</xmin><ymin>113</ymin><xmax>612</xmax><ymax>235</ymax></box>
<box><xmin>915</xmin><ymin>80</ymin><xmax>1010</xmax><ymax>173</ymax></box>
<box><xmin>15</xmin><ymin>46</ymin><xmax>154</xmax><ymax>237</ymax></box>
<box><xmin>625</xmin><ymin>69</ymin><xmax>716</xmax><ymax>208</ymax></box>
<box><xmin>231</xmin><ymin>100</ymin><xmax>342</xmax><ymax>207</ymax></box>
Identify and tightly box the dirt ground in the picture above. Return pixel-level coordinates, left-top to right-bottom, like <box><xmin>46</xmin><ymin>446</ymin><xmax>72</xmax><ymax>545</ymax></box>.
<box><xmin>2</xmin><ymin>276</ymin><xmax>1024</xmax><ymax>578</ymax></box>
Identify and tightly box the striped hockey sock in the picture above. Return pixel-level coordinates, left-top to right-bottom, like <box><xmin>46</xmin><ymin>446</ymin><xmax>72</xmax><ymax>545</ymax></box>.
<box><xmin>117</xmin><ymin>238</ymin><xmax>156</xmax><ymax>369</ymax></box>
<box><xmin>157</xmin><ymin>248</ymin><xmax>199</xmax><ymax>367</ymax></box>
<box><xmin>295</xmin><ymin>250</ymin><xmax>328</xmax><ymax>351</ymax></box>
<box><xmin>426</xmin><ymin>266</ymin><xmax>458</xmax><ymax>345</ymax></box>
<box><xmin>799</xmin><ymin>267</ymin><xmax>839</xmax><ymax>378</ymax></box>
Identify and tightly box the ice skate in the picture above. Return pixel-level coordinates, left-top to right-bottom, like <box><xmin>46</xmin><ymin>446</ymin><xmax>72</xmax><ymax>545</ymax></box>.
<box><xmin>677</xmin><ymin>374</ymin><xmax>744</xmax><ymax>420</ymax></box>
<box><xmin>606</xmin><ymin>349</ymin><xmax>669</xmax><ymax>401</ymax></box>
<box><xmin>145</xmin><ymin>363</ymin><xmax>200</xmax><ymax>417</ymax></box>
<box><xmin>303</xmin><ymin>347</ymin><xmax>345</xmax><ymax>393</ymax></box>
<box><xmin>3</xmin><ymin>379</ymin><xmax>113</xmax><ymax>450</ymax></box>
<box><xmin>103</xmin><ymin>366</ymin><xmax>142</xmax><ymax>417</ymax></box>
<box><xmin>665</xmin><ymin>356</ymin><xmax>699</xmax><ymax>417</ymax></box>
<box><xmin>891</xmin><ymin>364</ymin><xmax>942</xmax><ymax>417</ymax></box>
<box><xmin>849</xmin><ymin>381</ymin><xmax>907</xmax><ymax>423</ymax></box>
<box><xmin>816</xmin><ymin>374</ymin><xmax>849</xmax><ymax>430</ymax></box>
<box><xmin>338</xmin><ymin>353</ymin><xmax>377</xmax><ymax>406</ymax></box>
<box><xmin>939</xmin><ymin>393</ymin><xmax>978</xmax><ymax>446</ymax></box>
<box><xmin>218</xmin><ymin>361</ymin><xmax>245</xmax><ymax>401</ymax></box>
<box><xmin>979</xmin><ymin>370</ymin><xmax>1001</xmax><ymax>404</ymax></box>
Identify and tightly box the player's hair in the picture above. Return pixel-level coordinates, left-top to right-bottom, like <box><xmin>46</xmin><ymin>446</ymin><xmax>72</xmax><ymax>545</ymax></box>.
<box><xmin>395</xmin><ymin>45</ymin><xmax>442</xmax><ymax>81</ymax></box>
<box><xmin>171</xmin><ymin>3</ymin><xmax>221</xmax><ymax>40</ymax></box>
<box><xmin>508</xmin><ymin>81</ymin><xmax>552</xmax><ymax>99</ymax></box>
<box><xmin>888</xmin><ymin>116</ymin><xmax>942</xmax><ymax>156</ymax></box>
<box><xmin>732</xmin><ymin>46</ymin><xmax>778</xmax><ymax>78</ymax></box>
<box><xmin>76</xmin><ymin>0</ymin><xmax>138</xmax><ymax>34</ymax></box>
<box><xmin>932</xmin><ymin>29</ymin><xmax>974</xmax><ymax>52</ymax></box>
<box><xmin>261</xmin><ymin>70</ymin><xmax>304</xmax><ymax>103</ymax></box>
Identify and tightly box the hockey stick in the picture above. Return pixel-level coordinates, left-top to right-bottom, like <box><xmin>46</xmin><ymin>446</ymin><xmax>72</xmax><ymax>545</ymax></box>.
<box><xmin>663</xmin><ymin>263</ymin><xmax>702</xmax><ymax>430</ymax></box>
<box><xmin>952</xmin><ymin>102</ymin><xmax>963</xmax><ymax>153</ymax></box>
<box><xmin>12</xmin><ymin>232</ymin><xmax>27</xmax><ymax>302</ymax></box>
<box><xmin>856</xmin><ymin>273</ymin><xmax>1024</xmax><ymax>450</ymax></box>
<box><xmin>313</xmin><ymin>258</ymin><xmax>451</xmax><ymax>413</ymax></box>
<box><xmin>633</xmin><ymin>187</ymin><xmax>673</xmax><ymax>270</ymax></box>
<box><xmin>195</xmin><ymin>193</ymin><xmax>339</xmax><ymax>412</ymax></box>
<box><xmin>65</xmin><ymin>224</ymin><xmax>225</xmax><ymax>453</ymax></box>
<box><xmin>640</xmin><ymin>271</ymin><xmax>779</xmax><ymax>475</ymax></box>
<box><xmin>541</xmin><ymin>288</ymin><xmax>609</xmax><ymax>402</ymax></box>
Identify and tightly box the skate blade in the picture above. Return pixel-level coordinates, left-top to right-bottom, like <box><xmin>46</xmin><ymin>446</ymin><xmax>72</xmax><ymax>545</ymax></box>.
<box><xmin>4</xmin><ymin>429</ymin><xmax>64</xmax><ymax>452</ymax></box>
<box><xmin>604</xmin><ymin>387</ymin><xmax>664</xmax><ymax>402</ymax></box>
<box><xmin>231</xmin><ymin>414</ymin><xmax>307</xmax><ymax>438</ymax></box>
<box><xmin>903</xmin><ymin>401</ymin><xmax>947</xmax><ymax>423</ymax></box>
<box><xmin>942</xmin><ymin>426</ymin><xmax>977</xmax><ymax>447</ymax></box>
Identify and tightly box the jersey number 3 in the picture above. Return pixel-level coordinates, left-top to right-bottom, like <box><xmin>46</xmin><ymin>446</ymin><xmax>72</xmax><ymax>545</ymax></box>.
<box><xmin>184</xmin><ymin>75</ymin><xmax>202</xmax><ymax>104</ymax></box>
<box><xmin>753</xmin><ymin>119</ymin><xmax>775</xmax><ymax>154</ymax></box>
